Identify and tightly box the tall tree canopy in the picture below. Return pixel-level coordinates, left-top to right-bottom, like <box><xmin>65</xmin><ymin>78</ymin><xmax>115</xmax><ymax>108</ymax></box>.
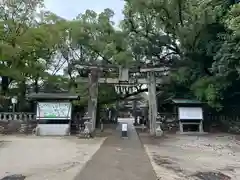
<box><xmin>0</xmin><ymin>0</ymin><xmax>239</xmax><ymax>111</ymax></box>
<box><xmin>122</xmin><ymin>0</ymin><xmax>240</xmax><ymax>110</ymax></box>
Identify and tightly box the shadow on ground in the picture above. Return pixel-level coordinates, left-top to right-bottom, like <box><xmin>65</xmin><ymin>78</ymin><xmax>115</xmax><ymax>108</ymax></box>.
<box><xmin>193</xmin><ymin>172</ymin><xmax>231</xmax><ymax>180</ymax></box>
<box><xmin>0</xmin><ymin>174</ymin><xmax>26</xmax><ymax>180</ymax></box>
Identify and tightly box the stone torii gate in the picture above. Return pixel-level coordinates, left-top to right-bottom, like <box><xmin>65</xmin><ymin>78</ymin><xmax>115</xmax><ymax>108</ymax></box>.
<box><xmin>77</xmin><ymin>64</ymin><xmax>169</xmax><ymax>136</ymax></box>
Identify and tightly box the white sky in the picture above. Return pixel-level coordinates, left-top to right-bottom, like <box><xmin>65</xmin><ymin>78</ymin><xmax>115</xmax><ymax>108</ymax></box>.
<box><xmin>44</xmin><ymin>0</ymin><xmax>125</xmax><ymax>24</ymax></box>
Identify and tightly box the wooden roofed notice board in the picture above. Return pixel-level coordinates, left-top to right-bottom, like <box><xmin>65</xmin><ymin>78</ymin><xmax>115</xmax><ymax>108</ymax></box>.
<box><xmin>171</xmin><ymin>99</ymin><xmax>204</xmax><ymax>133</ymax></box>
<box><xmin>172</xmin><ymin>99</ymin><xmax>203</xmax><ymax>121</ymax></box>
<box><xmin>27</xmin><ymin>93</ymin><xmax>79</xmax><ymax>136</ymax></box>
<box><xmin>27</xmin><ymin>93</ymin><xmax>79</xmax><ymax>120</ymax></box>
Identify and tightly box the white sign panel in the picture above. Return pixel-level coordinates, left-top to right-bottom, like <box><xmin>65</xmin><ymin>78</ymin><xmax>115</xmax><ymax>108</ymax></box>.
<box><xmin>178</xmin><ymin>107</ymin><xmax>203</xmax><ymax>120</ymax></box>
<box><xmin>122</xmin><ymin>123</ymin><xmax>128</xmax><ymax>131</ymax></box>
<box><xmin>36</xmin><ymin>102</ymin><xmax>72</xmax><ymax>119</ymax></box>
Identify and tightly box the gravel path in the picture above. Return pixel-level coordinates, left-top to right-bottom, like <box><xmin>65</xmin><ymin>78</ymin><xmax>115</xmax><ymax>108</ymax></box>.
<box><xmin>139</xmin><ymin>132</ymin><xmax>240</xmax><ymax>180</ymax></box>
<box><xmin>0</xmin><ymin>136</ymin><xmax>105</xmax><ymax>180</ymax></box>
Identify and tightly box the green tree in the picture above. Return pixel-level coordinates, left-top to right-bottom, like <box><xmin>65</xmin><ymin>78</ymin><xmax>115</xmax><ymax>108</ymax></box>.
<box><xmin>122</xmin><ymin>0</ymin><xmax>240</xmax><ymax>109</ymax></box>
<box><xmin>58</xmin><ymin>9</ymin><xmax>134</xmax><ymax>106</ymax></box>
<box><xmin>0</xmin><ymin>0</ymin><xmax>69</xmax><ymax>111</ymax></box>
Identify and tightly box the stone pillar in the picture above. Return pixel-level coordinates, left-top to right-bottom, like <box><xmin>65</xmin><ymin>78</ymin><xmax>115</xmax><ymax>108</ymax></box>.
<box><xmin>88</xmin><ymin>68</ymin><xmax>99</xmax><ymax>132</ymax></box>
<box><xmin>179</xmin><ymin>121</ymin><xmax>183</xmax><ymax>133</ymax></box>
<box><xmin>147</xmin><ymin>72</ymin><xmax>158</xmax><ymax>136</ymax></box>
<box><xmin>199</xmin><ymin>121</ymin><xmax>204</xmax><ymax>133</ymax></box>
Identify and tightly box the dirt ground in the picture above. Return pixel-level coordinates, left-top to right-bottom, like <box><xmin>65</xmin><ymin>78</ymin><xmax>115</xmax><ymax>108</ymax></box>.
<box><xmin>0</xmin><ymin>135</ymin><xmax>105</xmax><ymax>180</ymax></box>
<box><xmin>140</xmin><ymin>133</ymin><xmax>240</xmax><ymax>180</ymax></box>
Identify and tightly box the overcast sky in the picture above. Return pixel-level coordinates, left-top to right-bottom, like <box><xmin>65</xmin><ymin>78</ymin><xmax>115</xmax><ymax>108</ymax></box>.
<box><xmin>44</xmin><ymin>0</ymin><xmax>125</xmax><ymax>24</ymax></box>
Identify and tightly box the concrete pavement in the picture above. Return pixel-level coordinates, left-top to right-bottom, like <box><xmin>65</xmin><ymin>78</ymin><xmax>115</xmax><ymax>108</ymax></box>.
<box><xmin>75</xmin><ymin>118</ymin><xmax>156</xmax><ymax>180</ymax></box>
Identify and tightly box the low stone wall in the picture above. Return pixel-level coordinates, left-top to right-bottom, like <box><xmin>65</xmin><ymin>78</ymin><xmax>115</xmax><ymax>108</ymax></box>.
<box><xmin>0</xmin><ymin>112</ymin><xmax>37</xmax><ymax>134</ymax></box>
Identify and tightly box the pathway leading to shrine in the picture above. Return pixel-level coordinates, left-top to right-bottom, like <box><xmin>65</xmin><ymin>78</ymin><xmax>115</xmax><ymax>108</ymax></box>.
<box><xmin>75</xmin><ymin>118</ymin><xmax>156</xmax><ymax>180</ymax></box>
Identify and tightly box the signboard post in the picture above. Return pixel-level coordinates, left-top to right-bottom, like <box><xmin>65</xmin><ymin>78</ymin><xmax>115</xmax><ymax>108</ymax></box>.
<box><xmin>11</xmin><ymin>96</ymin><xmax>17</xmax><ymax>113</ymax></box>
<box><xmin>27</xmin><ymin>93</ymin><xmax>79</xmax><ymax>136</ymax></box>
<box><xmin>121</xmin><ymin>123</ymin><xmax>128</xmax><ymax>138</ymax></box>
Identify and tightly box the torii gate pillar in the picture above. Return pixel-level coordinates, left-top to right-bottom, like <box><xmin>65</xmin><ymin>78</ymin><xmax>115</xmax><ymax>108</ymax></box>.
<box><xmin>148</xmin><ymin>71</ymin><xmax>158</xmax><ymax>136</ymax></box>
<box><xmin>87</xmin><ymin>67</ymin><xmax>99</xmax><ymax>132</ymax></box>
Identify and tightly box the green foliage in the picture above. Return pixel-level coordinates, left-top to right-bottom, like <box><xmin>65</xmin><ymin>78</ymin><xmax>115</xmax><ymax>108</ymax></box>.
<box><xmin>225</xmin><ymin>4</ymin><xmax>240</xmax><ymax>36</ymax></box>
<box><xmin>122</xmin><ymin>0</ymin><xmax>240</xmax><ymax>109</ymax></box>
<box><xmin>58</xmin><ymin>9</ymin><xmax>132</xmax><ymax>104</ymax></box>
<box><xmin>0</xmin><ymin>0</ymin><xmax>66</xmax><ymax>98</ymax></box>
<box><xmin>0</xmin><ymin>0</ymin><xmax>240</xmax><ymax>111</ymax></box>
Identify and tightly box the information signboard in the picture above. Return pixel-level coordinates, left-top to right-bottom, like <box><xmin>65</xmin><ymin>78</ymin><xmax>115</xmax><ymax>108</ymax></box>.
<box><xmin>178</xmin><ymin>107</ymin><xmax>203</xmax><ymax>120</ymax></box>
<box><xmin>36</xmin><ymin>102</ymin><xmax>72</xmax><ymax>119</ymax></box>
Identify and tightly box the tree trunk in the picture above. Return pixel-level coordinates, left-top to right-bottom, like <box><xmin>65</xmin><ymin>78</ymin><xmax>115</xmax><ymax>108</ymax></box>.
<box><xmin>1</xmin><ymin>76</ymin><xmax>11</xmax><ymax>95</ymax></box>
<box><xmin>18</xmin><ymin>80</ymin><xmax>27</xmax><ymax>112</ymax></box>
<box><xmin>34</xmin><ymin>76</ymin><xmax>39</xmax><ymax>93</ymax></box>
